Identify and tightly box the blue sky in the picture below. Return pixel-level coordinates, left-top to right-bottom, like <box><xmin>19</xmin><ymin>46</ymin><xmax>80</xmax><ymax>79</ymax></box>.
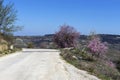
<box><xmin>5</xmin><ymin>0</ymin><xmax>120</xmax><ymax>35</ymax></box>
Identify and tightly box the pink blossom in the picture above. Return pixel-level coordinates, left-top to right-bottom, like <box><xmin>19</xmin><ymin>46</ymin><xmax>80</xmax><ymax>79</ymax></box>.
<box><xmin>54</xmin><ymin>25</ymin><xmax>80</xmax><ymax>48</ymax></box>
<box><xmin>87</xmin><ymin>37</ymin><xmax>108</xmax><ymax>57</ymax></box>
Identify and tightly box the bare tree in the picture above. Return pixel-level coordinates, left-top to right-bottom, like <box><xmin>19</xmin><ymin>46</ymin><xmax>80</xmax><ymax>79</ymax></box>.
<box><xmin>0</xmin><ymin>0</ymin><xmax>22</xmax><ymax>35</ymax></box>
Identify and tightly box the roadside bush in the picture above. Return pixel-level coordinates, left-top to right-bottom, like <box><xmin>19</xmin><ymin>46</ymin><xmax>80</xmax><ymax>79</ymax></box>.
<box><xmin>87</xmin><ymin>37</ymin><xmax>108</xmax><ymax>57</ymax></box>
<box><xmin>49</xmin><ymin>42</ymin><xmax>58</xmax><ymax>49</ymax></box>
<box><xmin>27</xmin><ymin>42</ymin><xmax>34</xmax><ymax>48</ymax></box>
<box><xmin>54</xmin><ymin>24</ymin><xmax>80</xmax><ymax>48</ymax></box>
<box><xmin>115</xmin><ymin>60</ymin><xmax>120</xmax><ymax>72</ymax></box>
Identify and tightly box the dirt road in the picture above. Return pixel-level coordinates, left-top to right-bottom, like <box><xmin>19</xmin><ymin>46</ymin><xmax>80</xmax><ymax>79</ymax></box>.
<box><xmin>0</xmin><ymin>49</ymin><xmax>100</xmax><ymax>80</ymax></box>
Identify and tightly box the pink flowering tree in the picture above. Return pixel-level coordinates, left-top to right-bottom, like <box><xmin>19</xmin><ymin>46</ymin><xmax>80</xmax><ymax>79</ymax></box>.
<box><xmin>87</xmin><ymin>37</ymin><xmax>108</xmax><ymax>57</ymax></box>
<box><xmin>54</xmin><ymin>25</ymin><xmax>80</xmax><ymax>48</ymax></box>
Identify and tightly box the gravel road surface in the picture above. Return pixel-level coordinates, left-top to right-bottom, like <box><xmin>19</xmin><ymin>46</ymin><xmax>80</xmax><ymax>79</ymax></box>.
<box><xmin>0</xmin><ymin>49</ymin><xmax>100</xmax><ymax>80</ymax></box>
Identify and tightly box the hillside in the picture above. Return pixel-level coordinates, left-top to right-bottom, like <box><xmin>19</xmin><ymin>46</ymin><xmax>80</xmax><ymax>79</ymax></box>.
<box><xmin>15</xmin><ymin>34</ymin><xmax>120</xmax><ymax>48</ymax></box>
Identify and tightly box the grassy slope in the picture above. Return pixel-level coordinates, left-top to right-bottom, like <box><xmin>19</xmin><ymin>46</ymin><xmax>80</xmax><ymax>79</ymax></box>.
<box><xmin>60</xmin><ymin>48</ymin><xmax>120</xmax><ymax>80</ymax></box>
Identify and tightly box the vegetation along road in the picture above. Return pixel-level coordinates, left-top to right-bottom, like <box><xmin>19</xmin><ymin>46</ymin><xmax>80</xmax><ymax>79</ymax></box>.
<box><xmin>0</xmin><ymin>49</ymin><xmax>100</xmax><ymax>80</ymax></box>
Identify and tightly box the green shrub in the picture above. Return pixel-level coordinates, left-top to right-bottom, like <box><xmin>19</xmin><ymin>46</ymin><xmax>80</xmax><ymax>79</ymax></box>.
<box><xmin>115</xmin><ymin>60</ymin><xmax>120</xmax><ymax>72</ymax></box>
<box><xmin>27</xmin><ymin>42</ymin><xmax>34</xmax><ymax>48</ymax></box>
